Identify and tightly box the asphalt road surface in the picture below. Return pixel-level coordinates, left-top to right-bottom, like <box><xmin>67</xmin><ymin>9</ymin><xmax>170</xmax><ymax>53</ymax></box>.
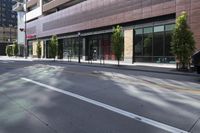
<box><xmin>0</xmin><ymin>60</ymin><xmax>200</xmax><ymax>133</ymax></box>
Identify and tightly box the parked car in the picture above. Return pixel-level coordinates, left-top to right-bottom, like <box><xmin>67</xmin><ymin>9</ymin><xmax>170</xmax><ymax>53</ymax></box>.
<box><xmin>192</xmin><ymin>50</ymin><xmax>200</xmax><ymax>74</ymax></box>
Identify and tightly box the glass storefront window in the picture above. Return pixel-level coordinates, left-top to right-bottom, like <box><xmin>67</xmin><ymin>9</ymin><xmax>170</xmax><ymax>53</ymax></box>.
<box><xmin>165</xmin><ymin>24</ymin><xmax>175</xmax><ymax>63</ymax></box>
<box><xmin>135</xmin><ymin>28</ymin><xmax>143</xmax><ymax>56</ymax></box>
<box><xmin>154</xmin><ymin>25</ymin><xmax>164</xmax><ymax>32</ymax></box>
<box><xmin>63</xmin><ymin>39</ymin><xmax>70</xmax><ymax>58</ymax></box>
<box><xmin>153</xmin><ymin>26</ymin><xmax>164</xmax><ymax>57</ymax></box>
<box><xmin>28</xmin><ymin>41</ymin><xmax>33</xmax><ymax>57</ymax></box>
<box><xmin>165</xmin><ymin>31</ymin><xmax>173</xmax><ymax>56</ymax></box>
<box><xmin>92</xmin><ymin>39</ymin><xmax>98</xmax><ymax>60</ymax></box>
<box><xmin>135</xmin><ymin>29</ymin><xmax>143</xmax><ymax>35</ymax></box>
<box><xmin>144</xmin><ymin>27</ymin><xmax>153</xmax><ymax>34</ymax></box>
<box><xmin>71</xmin><ymin>39</ymin><xmax>76</xmax><ymax>57</ymax></box>
<box><xmin>134</xmin><ymin>23</ymin><xmax>175</xmax><ymax>63</ymax></box>
<box><xmin>89</xmin><ymin>39</ymin><xmax>94</xmax><ymax>59</ymax></box>
<box><xmin>143</xmin><ymin>27</ymin><xmax>153</xmax><ymax>58</ymax></box>
<box><xmin>165</xmin><ymin>24</ymin><xmax>175</xmax><ymax>31</ymax></box>
<box><xmin>63</xmin><ymin>38</ymin><xmax>82</xmax><ymax>59</ymax></box>
<box><xmin>85</xmin><ymin>34</ymin><xmax>114</xmax><ymax>60</ymax></box>
<box><xmin>143</xmin><ymin>33</ymin><xmax>153</xmax><ymax>57</ymax></box>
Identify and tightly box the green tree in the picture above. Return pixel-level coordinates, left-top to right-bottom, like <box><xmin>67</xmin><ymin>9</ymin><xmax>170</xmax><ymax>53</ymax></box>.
<box><xmin>13</xmin><ymin>42</ymin><xmax>18</xmax><ymax>57</ymax></box>
<box><xmin>171</xmin><ymin>12</ymin><xmax>195</xmax><ymax>70</ymax></box>
<box><xmin>112</xmin><ymin>25</ymin><xmax>124</xmax><ymax>66</ymax></box>
<box><xmin>5</xmin><ymin>46</ymin><xmax>9</xmax><ymax>56</ymax></box>
<box><xmin>6</xmin><ymin>45</ymin><xmax>13</xmax><ymax>57</ymax></box>
<box><xmin>50</xmin><ymin>35</ymin><xmax>58</xmax><ymax>61</ymax></box>
<box><xmin>36</xmin><ymin>40</ymin><xmax>42</xmax><ymax>58</ymax></box>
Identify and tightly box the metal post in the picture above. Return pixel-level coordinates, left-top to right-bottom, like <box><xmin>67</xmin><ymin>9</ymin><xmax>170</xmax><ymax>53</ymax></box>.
<box><xmin>78</xmin><ymin>32</ymin><xmax>81</xmax><ymax>63</ymax></box>
<box><xmin>24</xmin><ymin>0</ymin><xmax>27</xmax><ymax>59</ymax></box>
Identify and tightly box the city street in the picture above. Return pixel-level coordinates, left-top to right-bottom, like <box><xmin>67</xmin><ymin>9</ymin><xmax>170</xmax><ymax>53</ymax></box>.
<box><xmin>0</xmin><ymin>60</ymin><xmax>200</xmax><ymax>133</ymax></box>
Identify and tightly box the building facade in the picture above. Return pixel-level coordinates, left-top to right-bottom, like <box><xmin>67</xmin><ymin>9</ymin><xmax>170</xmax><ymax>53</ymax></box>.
<box><xmin>15</xmin><ymin>0</ymin><xmax>200</xmax><ymax>63</ymax></box>
<box><xmin>0</xmin><ymin>0</ymin><xmax>17</xmax><ymax>55</ymax></box>
<box><xmin>13</xmin><ymin>0</ymin><xmax>43</xmax><ymax>56</ymax></box>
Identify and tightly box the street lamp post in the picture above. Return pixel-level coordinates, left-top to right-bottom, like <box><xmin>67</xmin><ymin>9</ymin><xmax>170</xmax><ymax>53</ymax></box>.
<box><xmin>24</xmin><ymin>0</ymin><xmax>27</xmax><ymax>59</ymax></box>
<box><xmin>20</xmin><ymin>1</ymin><xmax>27</xmax><ymax>58</ymax></box>
<box><xmin>78</xmin><ymin>32</ymin><xmax>81</xmax><ymax>63</ymax></box>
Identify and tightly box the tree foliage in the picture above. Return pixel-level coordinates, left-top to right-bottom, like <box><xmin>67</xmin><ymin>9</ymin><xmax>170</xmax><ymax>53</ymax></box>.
<box><xmin>171</xmin><ymin>12</ymin><xmax>195</xmax><ymax>69</ymax></box>
<box><xmin>6</xmin><ymin>45</ymin><xmax>13</xmax><ymax>57</ymax></box>
<box><xmin>36</xmin><ymin>40</ymin><xmax>42</xmax><ymax>58</ymax></box>
<box><xmin>50</xmin><ymin>35</ymin><xmax>58</xmax><ymax>61</ymax></box>
<box><xmin>112</xmin><ymin>25</ymin><xmax>124</xmax><ymax>66</ymax></box>
<box><xmin>13</xmin><ymin>42</ymin><xmax>18</xmax><ymax>56</ymax></box>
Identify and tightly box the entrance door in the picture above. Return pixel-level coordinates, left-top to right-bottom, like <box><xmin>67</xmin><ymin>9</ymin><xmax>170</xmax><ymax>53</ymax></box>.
<box><xmin>28</xmin><ymin>41</ymin><xmax>33</xmax><ymax>57</ymax></box>
<box><xmin>102</xmin><ymin>39</ymin><xmax>111</xmax><ymax>60</ymax></box>
<box><xmin>92</xmin><ymin>46</ymin><xmax>97</xmax><ymax>60</ymax></box>
<box><xmin>58</xmin><ymin>39</ymin><xmax>63</xmax><ymax>59</ymax></box>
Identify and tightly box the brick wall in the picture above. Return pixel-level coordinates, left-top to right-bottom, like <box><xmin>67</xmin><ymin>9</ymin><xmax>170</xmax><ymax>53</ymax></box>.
<box><xmin>27</xmin><ymin>0</ymin><xmax>176</xmax><ymax>38</ymax></box>
<box><xmin>190</xmin><ymin>0</ymin><xmax>200</xmax><ymax>50</ymax></box>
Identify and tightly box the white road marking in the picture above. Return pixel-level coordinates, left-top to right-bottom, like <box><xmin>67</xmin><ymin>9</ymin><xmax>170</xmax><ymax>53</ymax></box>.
<box><xmin>21</xmin><ymin>77</ymin><xmax>189</xmax><ymax>133</ymax></box>
<box><xmin>0</xmin><ymin>61</ymin><xmax>14</xmax><ymax>64</ymax></box>
<box><xmin>2</xmin><ymin>61</ymin><xmax>8</xmax><ymax>63</ymax></box>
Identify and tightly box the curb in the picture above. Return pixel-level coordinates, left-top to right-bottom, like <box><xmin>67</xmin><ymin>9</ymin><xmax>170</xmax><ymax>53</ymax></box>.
<box><xmin>0</xmin><ymin>57</ymin><xmax>199</xmax><ymax>77</ymax></box>
<box><xmin>38</xmin><ymin>60</ymin><xmax>200</xmax><ymax>77</ymax></box>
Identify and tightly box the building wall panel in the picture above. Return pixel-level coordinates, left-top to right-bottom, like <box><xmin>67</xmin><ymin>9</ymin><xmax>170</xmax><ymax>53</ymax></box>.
<box><xmin>24</xmin><ymin>0</ymin><xmax>200</xmax><ymax>61</ymax></box>
<box><xmin>124</xmin><ymin>28</ymin><xmax>133</xmax><ymax>63</ymax></box>
<box><xmin>27</xmin><ymin>0</ymin><xmax>176</xmax><ymax>38</ymax></box>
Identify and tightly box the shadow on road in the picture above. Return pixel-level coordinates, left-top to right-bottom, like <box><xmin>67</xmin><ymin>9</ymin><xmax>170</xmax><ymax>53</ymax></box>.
<box><xmin>0</xmin><ymin>61</ymin><xmax>199</xmax><ymax>133</ymax></box>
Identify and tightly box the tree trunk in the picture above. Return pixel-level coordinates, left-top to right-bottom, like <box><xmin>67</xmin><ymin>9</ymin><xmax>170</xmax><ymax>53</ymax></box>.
<box><xmin>183</xmin><ymin>63</ymin><xmax>186</xmax><ymax>69</ymax></box>
<box><xmin>180</xmin><ymin>62</ymin><xmax>189</xmax><ymax>71</ymax></box>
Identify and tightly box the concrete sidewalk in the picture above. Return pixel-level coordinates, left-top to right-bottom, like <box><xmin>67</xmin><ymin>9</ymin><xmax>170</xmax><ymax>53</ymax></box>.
<box><xmin>61</xmin><ymin>59</ymin><xmax>198</xmax><ymax>77</ymax></box>
<box><xmin>0</xmin><ymin>56</ymin><xmax>199</xmax><ymax>77</ymax></box>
